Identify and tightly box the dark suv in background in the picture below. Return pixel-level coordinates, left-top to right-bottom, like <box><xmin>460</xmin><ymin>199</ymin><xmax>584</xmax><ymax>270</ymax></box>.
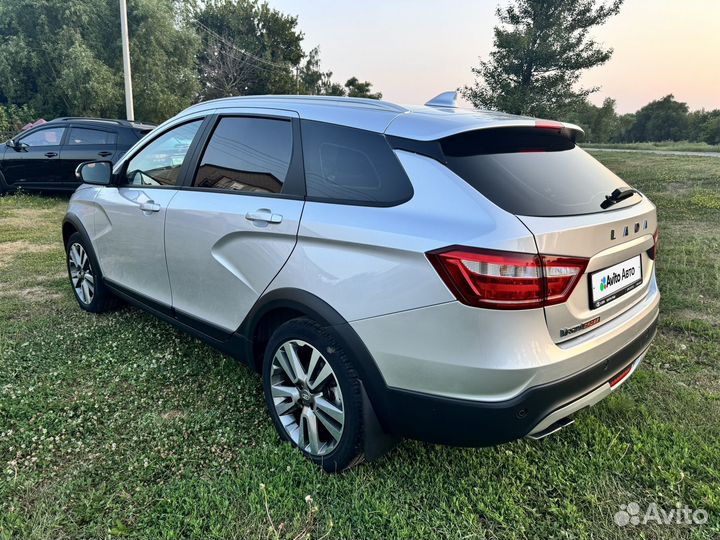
<box><xmin>0</xmin><ymin>117</ymin><xmax>154</xmax><ymax>194</ymax></box>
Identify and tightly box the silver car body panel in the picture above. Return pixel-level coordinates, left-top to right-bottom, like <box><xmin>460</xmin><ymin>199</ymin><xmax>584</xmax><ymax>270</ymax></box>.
<box><xmin>93</xmin><ymin>186</ymin><xmax>180</xmax><ymax>306</ymax></box>
<box><xmin>165</xmin><ymin>191</ymin><xmax>304</xmax><ymax>331</ymax></box>
<box><xmin>64</xmin><ymin>185</ymin><xmax>100</xmax><ymax>238</ymax></box>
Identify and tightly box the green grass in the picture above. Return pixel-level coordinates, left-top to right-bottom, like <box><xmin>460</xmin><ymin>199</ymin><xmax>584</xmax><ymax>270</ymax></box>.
<box><xmin>582</xmin><ymin>141</ymin><xmax>720</xmax><ymax>153</ymax></box>
<box><xmin>1</xmin><ymin>154</ymin><xmax>719</xmax><ymax>539</ymax></box>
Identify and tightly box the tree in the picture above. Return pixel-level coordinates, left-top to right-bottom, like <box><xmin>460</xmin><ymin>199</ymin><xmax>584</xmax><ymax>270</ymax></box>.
<box><xmin>699</xmin><ymin>113</ymin><xmax>720</xmax><ymax>145</ymax></box>
<box><xmin>630</xmin><ymin>95</ymin><xmax>689</xmax><ymax>141</ymax></box>
<box><xmin>688</xmin><ymin>109</ymin><xmax>720</xmax><ymax>145</ymax></box>
<box><xmin>462</xmin><ymin>0</ymin><xmax>623</xmax><ymax>118</ymax></box>
<box><xmin>565</xmin><ymin>97</ymin><xmax>619</xmax><ymax>142</ymax></box>
<box><xmin>194</xmin><ymin>0</ymin><xmax>303</xmax><ymax>99</ymax></box>
<box><xmin>0</xmin><ymin>0</ymin><xmax>200</xmax><ymax>123</ymax></box>
<box><xmin>0</xmin><ymin>103</ymin><xmax>36</xmax><ymax>138</ymax></box>
<box><xmin>128</xmin><ymin>0</ymin><xmax>201</xmax><ymax>122</ymax></box>
<box><xmin>193</xmin><ymin>1</ymin><xmax>383</xmax><ymax>100</ymax></box>
<box><xmin>0</xmin><ymin>0</ymin><xmax>382</xmax><ymax>123</ymax></box>
<box><xmin>343</xmin><ymin>77</ymin><xmax>382</xmax><ymax>99</ymax></box>
<box><xmin>609</xmin><ymin>113</ymin><xmax>636</xmax><ymax>143</ymax></box>
<box><xmin>297</xmin><ymin>46</ymin><xmax>347</xmax><ymax>96</ymax></box>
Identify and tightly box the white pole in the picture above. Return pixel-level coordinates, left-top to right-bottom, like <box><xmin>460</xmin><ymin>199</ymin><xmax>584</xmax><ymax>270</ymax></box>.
<box><xmin>119</xmin><ymin>0</ymin><xmax>134</xmax><ymax>121</ymax></box>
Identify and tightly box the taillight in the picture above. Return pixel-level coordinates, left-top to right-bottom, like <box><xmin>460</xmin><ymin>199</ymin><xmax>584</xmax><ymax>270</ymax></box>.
<box><xmin>542</xmin><ymin>256</ymin><xmax>590</xmax><ymax>306</ymax></box>
<box><xmin>426</xmin><ymin>247</ymin><xmax>588</xmax><ymax>310</ymax></box>
<box><xmin>535</xmin><ymin>120</ymin><xmax>564</xmax><ymax>130</ymax></box>
<box><xmin>648</xmin><ymin>228</ymin><xmax>659</xmax><ymax>260</ymax></box>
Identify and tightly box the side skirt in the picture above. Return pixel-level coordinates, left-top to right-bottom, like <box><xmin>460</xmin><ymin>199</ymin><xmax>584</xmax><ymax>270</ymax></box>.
<box><xmin>103</xmin><ymin>280</ymin><xmax>252</xmax><ymax>364</ymax></box>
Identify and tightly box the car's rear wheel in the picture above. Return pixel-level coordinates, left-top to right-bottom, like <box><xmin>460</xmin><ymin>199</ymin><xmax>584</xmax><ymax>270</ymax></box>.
<box><xmin>65</xmin><ymin>232</ymin><xmax>116</xmax><ymax>313</ymax></box>
<box><xmin>262</xmin><ymin>318</ymin><xmax>364</xmax><ymax>472</ymax></box>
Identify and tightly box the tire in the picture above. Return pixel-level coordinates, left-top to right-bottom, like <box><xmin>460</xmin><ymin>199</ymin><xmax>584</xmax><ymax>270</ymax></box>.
<box><xmin>65</xmin><ymin>232</ymin><xmax>117</xmax><ymax>313</ymax></box>
<box><xmin>262</xmin><ymin>317</ymin><xmax>365</xmax><ymax>472</ymax></box>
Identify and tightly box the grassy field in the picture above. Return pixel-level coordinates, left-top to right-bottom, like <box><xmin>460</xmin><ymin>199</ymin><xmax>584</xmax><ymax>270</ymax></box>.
<box><xmin>1</xmin><ymin>152</ymin><xmax>719</xmax><ymax>539</ymax></box>
<box><xmin>582</xmin><ymin>141</ymin><xmax>720</xmax><ymax>153</ymax></box>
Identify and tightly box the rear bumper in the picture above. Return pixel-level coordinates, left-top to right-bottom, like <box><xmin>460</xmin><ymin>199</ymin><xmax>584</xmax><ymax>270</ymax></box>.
<box><xmin>352</xmin><ymin>273</ymin><xmax>660</xmax><ymax>402</ymax></box>
<box><xmin>376</xmin><ymin>314</ymin><xmax>657</xmax><ymax>446</ymax></box>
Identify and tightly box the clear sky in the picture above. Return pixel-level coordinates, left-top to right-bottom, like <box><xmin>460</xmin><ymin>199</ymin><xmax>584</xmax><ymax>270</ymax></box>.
<box><xmin>265</xmin><ymin>0</ymin><xmax>720</xmax><ymax>114</ymax></box>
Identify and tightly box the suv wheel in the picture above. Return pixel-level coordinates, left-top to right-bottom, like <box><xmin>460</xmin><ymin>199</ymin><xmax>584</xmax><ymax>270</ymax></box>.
<box><xmin>262</xmin><ymin>318</ymin><xmax>364</xmax><ymax>472</ymax></box>
<box><xmin>66</xmin><ymin>232</ymin><xmax>116</xmax><ymax>313</ymax></box>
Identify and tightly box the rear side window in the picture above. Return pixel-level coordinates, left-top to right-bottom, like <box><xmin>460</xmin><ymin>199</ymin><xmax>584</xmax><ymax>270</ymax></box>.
<box><xmin>301</xmin><ymin>120</ymin><xmax>412</xmax><ymax>205</ymax></box>
<box><xmin>67</xmin><ymin>127</ymin><xmax>117</xmax><ymax>145</ymax></box>
<box><xmin>441</xmin><ymin>128</ymin><xmax>640</xmax><ymax>217</ymax></box>
<box><xmin>193</xmin><ymin>117</ymin><xmax>292</xmax><ymax>194</ymax></box>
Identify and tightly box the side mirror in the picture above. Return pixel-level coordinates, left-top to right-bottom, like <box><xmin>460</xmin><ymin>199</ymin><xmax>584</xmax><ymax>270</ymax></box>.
<box><xmin>75</xmin><ymin>160</ymin><xmax>113</xmax><ymax>186</ymax></box>
<box><xmin>6</xmin><ymin>139</ymin><xmax>26</xmax><ymax>150</ymax></box>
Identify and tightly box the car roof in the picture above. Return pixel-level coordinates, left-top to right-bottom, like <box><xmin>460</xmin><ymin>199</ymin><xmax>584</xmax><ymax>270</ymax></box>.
<box><xmin>179</xmin><ymin>94</ymin><xmax>582</xmax><ymax>141</ymax></box>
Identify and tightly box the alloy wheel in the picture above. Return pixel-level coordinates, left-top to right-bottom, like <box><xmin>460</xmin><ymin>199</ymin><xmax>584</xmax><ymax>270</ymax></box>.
<box><xmin>68</xmin><ymin>242</ymin><xmax>95</xmax><ymax>305</ymax></box>
<box><xmin>270</xmin><ymin>339</ymin><xmax>345</xmax><ymax>456</ymax></box>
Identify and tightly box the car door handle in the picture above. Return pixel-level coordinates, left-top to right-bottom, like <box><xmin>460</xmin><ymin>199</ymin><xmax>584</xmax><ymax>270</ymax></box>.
<box><xmin>98</xmin><ymin>151</ymin><xmax>113</xmax><ymax>157</ymax></box>
<box><xmin>44</xmin><ymin>152</ymin><xmax>58</xmax><ymax>158</ymax></box>
<box><xmin>139</xmin><ymin>201</ymin><xmax>161</xmax><ymax>213</ymax></box>
<box><xmin>245</xmin><ymin>209</ymin><xmax>282</xmax><ymax>224</ymax></box>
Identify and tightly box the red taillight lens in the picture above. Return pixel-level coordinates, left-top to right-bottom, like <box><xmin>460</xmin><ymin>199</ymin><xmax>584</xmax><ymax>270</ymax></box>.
<box><xmin>427</xmin><ymin>247</ymin><xmax>588</xmax><ymax>310</ymax></box>
<box><xmin>535</xmin><ymin>120</ymin><xmax>564</xmax><ymax>130</ymax></box>
<box><xmin>648</xmin><ymin>228</ymin><xmax>659</xmax><ymax>260</ymax></box>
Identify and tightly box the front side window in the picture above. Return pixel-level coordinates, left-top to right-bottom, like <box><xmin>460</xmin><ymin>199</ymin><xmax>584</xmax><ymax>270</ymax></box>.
<box><xmin>19</xmin><ymin>127</ymin><xmax>65</xmax><ymax>147</ymax></box>
<box><xmin>67</xmin><ymin>127</ymin><xmax>117</xmax><ymax>146</ymax></box>
<box><xmin>124</xmin><ymin>120</ymin><xmax>202</xmax><ymax>187</ymax></box>
<box><xmin>301</xmin><ymin>120</ymin><xmax>413</xmax><ymax>205</ymax></box>
<box><xmin>193</xmin><ymin>117</ymin><xmax>292</xmax><ymax>194</ymax></box>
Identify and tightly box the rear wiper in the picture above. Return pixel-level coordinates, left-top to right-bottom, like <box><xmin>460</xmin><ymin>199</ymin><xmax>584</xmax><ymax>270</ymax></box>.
<box><xmin>601</xmin><ymin>188</ymin><xmax>641</xmax><ymax>209</ymax></box>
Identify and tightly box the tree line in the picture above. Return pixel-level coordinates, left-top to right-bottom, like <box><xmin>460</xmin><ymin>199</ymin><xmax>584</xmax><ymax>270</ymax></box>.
<box><xmin>462</xmin><ymin>0</ymin><xmax>720</xmax><ymax>145</ymax></box>
<box><xmin>0</xmin><ymin>0</ymin><xmax>382</xmax><ymax>132</ymax></box>
<box><xmin>2</xmin><ymin>0</ymin><xmax>717</xmax><ymax>146</ymax></box>
<box><xmin>565</xmin><ymin>95</ymin><xmax>720</xmax><ymax>145</ymax></box>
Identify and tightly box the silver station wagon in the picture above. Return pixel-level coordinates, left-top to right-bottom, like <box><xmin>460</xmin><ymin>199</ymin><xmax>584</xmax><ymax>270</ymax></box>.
<box><xmin>63</xmin><ymin>93</ymin><xmax>659</xmax><ymax>471</ymax></box>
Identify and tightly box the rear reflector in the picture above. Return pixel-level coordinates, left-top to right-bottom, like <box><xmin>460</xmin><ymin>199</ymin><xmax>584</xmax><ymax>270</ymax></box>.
<box><xmin>609</xmin><ymin>365</ymin><xmax>633</xmax><ymax>388</ymax></box>
<box><xmin>427</xmin><ymin>247</ymin><xmax>588</xmax><ymax>310</ymax></box>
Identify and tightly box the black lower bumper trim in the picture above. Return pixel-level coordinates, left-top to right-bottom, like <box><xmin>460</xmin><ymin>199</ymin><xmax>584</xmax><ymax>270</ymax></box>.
<box><xmin>379</xmin><ymin>315</ymin><xmax>658</xmax><ymax>447</ymax></box>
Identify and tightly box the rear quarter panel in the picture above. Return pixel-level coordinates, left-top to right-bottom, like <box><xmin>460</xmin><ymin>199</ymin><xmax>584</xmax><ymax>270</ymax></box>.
<box><xmin>266</xmin><ymin>150</ymin><xmax>538</xmax><ymax>322</ymax></box>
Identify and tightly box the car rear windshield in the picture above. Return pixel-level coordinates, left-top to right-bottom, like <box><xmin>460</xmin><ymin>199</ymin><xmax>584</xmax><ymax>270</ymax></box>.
<box><xmin>440</xmin><ymin>128</ymin><xmax>640</xmax><ymax>217</ymax></box>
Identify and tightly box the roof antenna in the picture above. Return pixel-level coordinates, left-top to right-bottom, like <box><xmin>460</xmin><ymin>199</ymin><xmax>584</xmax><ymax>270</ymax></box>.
<box><xmin>425</xmin><ymin>91</ymin><xmax>458</xmax><ymax>108</ymax></box>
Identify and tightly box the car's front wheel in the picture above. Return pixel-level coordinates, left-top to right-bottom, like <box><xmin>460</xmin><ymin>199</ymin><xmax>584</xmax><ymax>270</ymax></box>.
<box><xmin>65</xmin><ymin>232</ymin><xmax>116</xmax><ymax>313</ymax></box>
<box><xmin>263</xmin><ymin>318</ymin><xmax>365</xmax><ymax>472</ymax></box>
